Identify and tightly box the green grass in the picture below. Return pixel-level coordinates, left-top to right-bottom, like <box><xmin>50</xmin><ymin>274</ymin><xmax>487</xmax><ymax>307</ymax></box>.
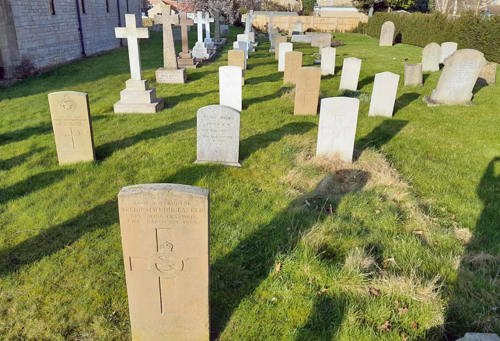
<box><xmin>0</xmin><ymin>27</ymin><xmax>498</xmax><ymax>340</ymax></box>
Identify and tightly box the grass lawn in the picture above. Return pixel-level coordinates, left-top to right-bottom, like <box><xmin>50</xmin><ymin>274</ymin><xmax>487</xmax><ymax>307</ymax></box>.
<box><xmin>0</xmin><ymin>27</ymin><xmax>498</xmax><ymax>340</ymax></box>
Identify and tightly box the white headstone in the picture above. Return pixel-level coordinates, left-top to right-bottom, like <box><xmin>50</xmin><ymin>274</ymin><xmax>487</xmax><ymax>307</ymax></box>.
<box><xmin>339</xmin><ymin>57</ymin><xmax>362</xmax><ymax>91</ymax></box>
<box><xmin>233</xmin><ymin>41</ymin><xmax>249</xmax><ymax>60</ymax></box>
<box><xmin>219</xmin><ymin>66</ymin><xmax>243</xmax><ymax>112</ymax></box>
<box><xmin>316</xmin><ymin>97</ymin><xmax>360</xmax><ymax>163</ymax></box>
<box><xmin>440</xmin><ymin>42</ymin><xmax>458</xmax><ymax>64</ymax></box>
<box><xmin>237</xmin><ymin>33</ymin><xmax>254</xmax><ymax>52</ymax></box>
<box><xmin>278</xmin><ymin>42</ymin><xmax>293</xmax><ymax>72</ymax></box>
<box><xmin>379</xmin><ymin>21</ymin><xmax>395</xmax><ymax>46</ymax></box>
<box><xmin>321</xmin><ymin>47</ymin><xmax>336</xmax><ymax>76</ymax></box>
<box><xmin>203</xmin><ymin>12</ymin><xmax>215</xmax><ymax>47</ymax></box>
<box><xmin>422</xmin><ymin>42</ymin><xmax>441</xmax><ymax>72</ymax></box>
<box><xmin>369</xmin><ymin>71</ymin><xmax>400</xmax><ymax>117</ymax></box>
<box><xmin>196</xmin><ymin>105</ymin><xmax>241</xmax><ymax>167</ymax></box>
<box><xmin>192</xmin><ymin>11</ymin><xmax>209</xmax><ymax>59</ymax></box>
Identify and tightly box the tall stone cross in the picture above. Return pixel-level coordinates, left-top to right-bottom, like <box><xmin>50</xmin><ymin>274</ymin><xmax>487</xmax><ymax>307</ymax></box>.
<box><xmin>154</xmin><ymin>4</ymin><xmax>179</xmax><ymax>69</ymax></box>
<box><xmin>115</xmin><ymin>14</ymin><xmax>149</xmax><ymax>81</ymax></box>
<box><xmin>193</xmin><ymin>11</ymin><xmax>205</xmax><ymax>44</ymax></box>
<box><xmin>214</xmin><ymin>10</ymin><xmax>221</xmax><ymax>41</ymax></box>
<box><xmin>244</xmin><ymin>10</ymin><xmax>254</xmax><ymax>34</ymax></box>
<box><xmin>204</xmin><ymin>12</ymin><xmax>215</xmax><ymax>42</ymax></box>
<box><xmin>179</xmin><ymin>12</ymin><xmax>193</xmax><ymax>55</ymax></box>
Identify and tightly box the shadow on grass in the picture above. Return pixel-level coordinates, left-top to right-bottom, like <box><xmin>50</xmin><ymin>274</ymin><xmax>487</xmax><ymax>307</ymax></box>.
<box><xmin>240</xmin><ymin>122</ymin><xmax>316</xmax><ymax>162</ymax></box>
<box><xmin>0</xmin><ymin>123</ymin><xmax>52</xmax><ymax>147</ymax></box>
<box><xmin>243</xmin><ymin>85</ymin><xmax>293</xmax><ymax>109</ymax></box>
<box><xmin>166</xmin><ymin>90</ymin><xmax>218</xmax><ymax>109</ymax></box>
<box><xmin>394</xmin><ymin>92</ymin><xmax>420</xmax><ymax>114</ymax></box>
<box><xmin>188</xmin><ymin>70</ymin><xmax>219</xmax><ymax>82</ymax></box>
<box><xmin>0</xmin><ymin>148</ymin><xmax>45</xmax><ymax>170</ymax></box>
<box><xmin>95</xmin><ymin>118</ymin><xmax>195</xmax><ymax>160</ymax></box>
<box><xmin>358</xmin><ymin>75</ymin><xmax>375</xmax><ymax>90</ymax></box>
<box><xmin>211</xmin><ymin>169</ymin><xmax>369</xmax><ymax>339</ymax></box>
<box><xmin>354</xmin><ymin>119</ymin><xmax>408</xmax><ymax>159</ymax></box>
<box><xmin>245</xmin><ymin>71</ymin><xmax>283</xmax><ymax>85</ymax></box>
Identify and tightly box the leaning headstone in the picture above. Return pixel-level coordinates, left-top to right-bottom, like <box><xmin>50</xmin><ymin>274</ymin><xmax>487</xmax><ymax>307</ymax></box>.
<box><xmin>294</xmin><ymin>67</ymin><xmax>321</xmax><ymax>115</ymax></box>
<box><xmin>427</xmin><ymin>49</ymin><xmax>487</xmax><ymax>105</ymax></box>
<box><xmin>311</xmin><ymin>33</ymin><xmax>331</xmax><ymax>48</ymax></box>
<box><xmin>369</xmin><ymin>71</ymin><xmax>400</xmax><ymax>117</ymax></box>
<box><xmin>274</xmin><ymin>36</ymin><xmax>288</xmax><ymax>60</ymax></box>
<box><xmin>219</xmin><ymin>66</ymin><xmax>243</xmax><ymax>112</ymax></box>
<box><xmin>321</xmin><ymin>47</ymin><xmax>336</xmax><ymax>76</ymax></box>
<box><xmin>316</xmin><ymin>97</ymin><xmax>360</xmax><ymax>163</ymax></box>
<box><xmin>422</xmin><ymin>42</ymin><xmax>440</xmax><ymax>72</ymax></box>
<box><xmin>192</xmin><ymin>11</ymin><xmax>209</xmax><ymax>60</ymax></box>
<box><xmin>196</xmin><ymin>105</ymin><xmax>241</xmax><ymax>167</ymax></box>
<box><xmin>118</xmin><ymin>183</ymin><xmax>209</xmax><ymax>340</ymax></box>
<box><xmin>48</xmin><ymin>91</ymin><xmax>95</xmax><ymax>165</ymax></box>
<box><xmin>440</xmin><ymin>42</ymin><xmax>458</xmax><ymax>64</ymax></box>
<box><xmin>379</xmin><ymin>21</ymin><xmax>395</xmax><ymax>46</ymax></box>
<box><xmin>114</xmin><ymin>14</ymin><xmax>163</xmax><ymax>113</ymax></box>
<box><xmin>339</xmin><ymin>57</ymin><xmax>362</xmax><ymax>91</ymax></box>
<box><xmin>404</xmin><ymin>63</ymin><xmax>423</xmax><ymax>86</ymax></box>
<box><xmin>284</xmin><ymin>51</ymin><xmax>303</xmax><ymax>84</ymax></box>
<box><xmin>154</xmin><ymin>4</ymin><xmax>185</xmax><ymax>84</ymax></box>
<box><xmin>278</xmin><ymin>42</ymin><xmax>293</xmax><ymax>72</ymax></box>
<box><xmin>177</xmin><ymin>12</ymin><xmax>197</xmax><ymax>69</ymax></box>
<box><xmin>477</xmin><ymin>62</ymin><xmax>497</xmax><ymax>86</ymax></box>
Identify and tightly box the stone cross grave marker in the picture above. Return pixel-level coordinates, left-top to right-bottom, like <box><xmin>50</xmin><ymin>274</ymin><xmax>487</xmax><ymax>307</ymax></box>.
<box><xmin>243</xmin><ymin>10</ymin><xmax>254</xmax><ymax>34</ymax></box>
<box><xmin>294</xmin><ymin>67</ymin><xmax>321</xmax><ymax>115</ymax></box>
<box><xmin>321</xmin><ymin>47</ymin><xmax>336</xmax><ymax>76</ymax></box>
<box><xmin>284</xmin><ymin>51</ymin><xmax>302</xmax><ymax>84</ymax></box>
<box><xmin>196</xmin><ymin>105</ymin><xmax>241</xmax><ymax>167</ymax></box>
<box><xmin>203</xmin><ymin>12</ymin><xmax>215</xmax><ymax>47</ymax></box>
<box><xmin>316</xmin><ymin>97</ymin><xmax>360</xmax><ymax>163</ymax></box>
<box><xmin>192</xmin><ymin>11</ymin><xmax>209</xmax><ymax>59</ymax></box>
<box><xmin>118</xmin><ymin>183</ymin><xmax>209</xmax><ymax>341</ymax></box>
<box><xmin>404</xmin><ymin>63</ymin><xmax>423</xmax><ymax>86</ymax></box>
<box><xmin>115</xmin><ymin>14</ymin><xmax>149</xmax><ymax>81</ymax></box>
<box><xmin>369</xmin><ymin>71</ymin><xmax>399</xmax><ymax>117</ymax></box>
<box><xmin>339</xmin><ymin>57</ymin><xmax>362</xmax><ymax>91</ymax></box>
<box><xmin>427</xmin><ymin>49</ymin><xmax>487</xmax><ymax>105</ymax></box>
<box><xmin>214</xmin><ymin>10</ymin><xmax>221</xmax><ymax>42</ymax></box>
<box><xmin>440</xmin><ymin>42</ymin><xmax>458</xmax><ymax>64</ymax></box>
<box><xmin>219</xmin><ymin>66</ymin><xmax>243</xmax><ymax>112</ymax></box>
<box><xmin>379</xmin><ymin>21</ymin><xmax>395</xmax><ymax>46</ymax></box>
<box><xmin>48</xmin><ymin>91</ymin><xmax>95</xmax><ymax>165</ymax></box>
<box><xmin>274</xmin><ymin>36</ymin><xmax>287</xmax><ymax>60</ymax></box>
<box><xmin>278</xmin><ymin>42</ymin><xmax>293</xmax><ymax>72</ymax></box>
<box><xmin>177</xmin><ymin>12</ymin><xmax>196</xmax><ymax>69</ymax></box>
<box><xmin>422</xmin><ymin>42</ymin><xmax>440</xmax><ymax>72</ymax></box>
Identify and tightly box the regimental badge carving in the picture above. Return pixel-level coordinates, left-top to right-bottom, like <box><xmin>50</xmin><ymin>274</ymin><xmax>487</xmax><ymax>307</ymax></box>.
<box><xmin>151</xmin><ymin>240</ymin><xmax>184</xmax><ymax>278</ymax></box>
<box><xmin>60</xmin><ymin>94</ymin><xmax>76</xmax><ymax>112</ymax></box>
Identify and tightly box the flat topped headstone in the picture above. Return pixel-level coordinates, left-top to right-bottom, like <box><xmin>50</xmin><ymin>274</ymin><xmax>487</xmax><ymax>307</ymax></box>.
<box><xmin>441</xmin><ymin>42</ymin><xmax>458</xmax><ymax>64</ymax></box>
<box><xmin>427</xmin><ymin>49</ymin><xmax>487</xmax><ymax>105</ymax></box>
<box><xmin>118</xmin><ymin>183</ymin><xmax>209</xmax><ymax>341</ymax></box>
<box><xmin>379</xmin><ymin>21</ymin><xmax>395</xmax><ymax>46</ymax></box>
<box><xmin>316</xmin><ymin>97</ymin><xmax>360</xmax><ymax>163</ymax></box>
<box><xmin>278</xmin><ymin>42</ymin><xmax>293</xmax><ymax>72</ymax></box>
<box><xmin>294</xmin><ymin>67</ymin><xmax>321</xmax><ymax>116</ymax></box>
<box><xmin>219</xmin><ymin>66</ymin><xmax>243</xmax><ymax>112</ymax></box>
<box><xmin>339</xmin><ymin>57</ymin><xmax>362</xmax><ymax>91</ymax></box>
<box><xmin>196</xmin><ymin>105</ymin><xmax>241</xmax><ymax>167</ymax></box>
<box><xmin>369</xmin><ymin>71</ymin><xmax>399</xmax><ymax>117</ymax></box>
<box><xmin>274</xmin><ymin>36</ymin><xmax>287</xmax><ymax>60</ymax></box>
<box><xmin>48</xmin><ymin>91</ymin><xmax>95</xmax><ymax>165</ymax></box>
<box><xmin>284</xmin><ymin>51</ymin><xmax>302</xmax><ymax>84</ymax></box>
<box><xmin>321</xmin><ymin>47</ymin><xmax>336</xmax><ymax>76</ymax></box>
<box><xmin>422</xmin><ymin>42</ymin><xmax>440</xmax><ymax>72</ymax></box>
<box><xmin>404</xmin><ymin>63</ymin><xmax>423</xmax><ymax>86</ymax></box>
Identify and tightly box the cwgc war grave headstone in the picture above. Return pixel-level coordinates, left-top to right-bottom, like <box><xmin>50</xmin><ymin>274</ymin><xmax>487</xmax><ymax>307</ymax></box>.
<box><xmin>203</xmin><ymin>12</ymin><xmax>215</xmax><ymax>49</ymax></box>
<box><xmin>427</xmin><ymin>49</ymin><xmax>487</xmax><ymax>105</ymax></box>
<box><xmin>219</xmin><ymin>66</ymin><xmax>243</xmax><ymax>112</ymax></box>
<box><xmin>422</xmin><ymin>42</ymin><xmax>440</xmax><ymax>72</ymax></box>
<box><xmin>118</xmin><ymin>183</ymin><xmax>209</xmax><ymax>341</ymax></box>
<box><xmin>284</xmin><ymin>51</ymin><xmax>303</xmax><ymax>84</ymax></box>
<box><xmin>477</xmin><ymin>62</ymin><xmax>497</xmax><ymax>86</ymax></box>
<box><xmin>369</xmin><ymin>71</ymin><xmax>399</xmax><ymax>117</ymax></box>
<box><xmin>228</xmin><ymin>49</ymin><xmax>246</xmax><ymax>75</ymax></box>
<box><xmin>274</xmin><ymin>36</ymin><xmax>288</xmax><ymax>60</ymax></box>
<box><xmin>233</xmin><ymin>41</ymin><xmax>249</xmax><ymax>60</ymax></box>
<box><xmin>404</xmin><ymin>63</ymin><xmax>423</xmax><ymax>86</ymax></box>
<box><xmin>48</xmin><ymin>91</ymin><xmax>95</xmax><ymax>165</ymax></box>
<box><xmin>114</xmin><ymin>14</ymin><xmax>164</xmax><ymax>113</ymax></box>
<box><xmin>154</xmin><ymin>4</ymin><xmax>186</xmax><ymax>84</ymax></box>
<box><xmin>316</xmin><ymin>97</ymin><xmax>360</xmax><ymax>163</ymax></box>
<box><xmin>379</xmin><ymin>21</ymin><xmax>395</xmax><ymax>46</ymax></box>
<box><xmin>177</xmin><ymin>12</ymin><xmax>197</xmax><ymax>69</ymax></box>
<box><xmin>339</xmin><ymin>57</ymin><xmax>362</xmax><ymax>91</ymax></box>
<box><xmin>196</xmin><ymin>105</ymin><xmax>241</xmax><ymax>167</ymax></box>
<box><xmin>192</xmin><ymin>12</ymin><xmax>209</xmax><ymax>60</ymax></box>
<box><xmin>294</xmin><ymin>67</ymin><xmax>321</xmax><ymax>115</ymax></box>
<box><xmin>321</xmin><ymin>47</ymin><xmax>336</xmax><ymax>76</ymax></box>
<box><xmin>440</xmin><ymin>42</ymin><xmax>458</xmax><ymax>64</ymax></box>
<box><xmin>278</xmin><ymin>42</ymin><xmax>293</xmax><ymax>72</ymax></box>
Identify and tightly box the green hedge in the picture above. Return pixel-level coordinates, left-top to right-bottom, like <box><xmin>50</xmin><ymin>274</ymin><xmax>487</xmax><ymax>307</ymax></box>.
<box><xmin>357</xmin><ymin>12</ymin><xmax>500</xmax><ymax>63</ymax></box>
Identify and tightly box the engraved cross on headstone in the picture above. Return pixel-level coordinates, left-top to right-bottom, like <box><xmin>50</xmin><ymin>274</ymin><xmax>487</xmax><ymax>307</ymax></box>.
<box><xmin>154</xmin><ymin>4</ymin><xmax>179</xmax><ymax>69</ymax></box>
<box><xmin>115</xmin><ymin>14</ymin><xmax>149</xmax><ymax>80</ymax></box>
<box><xmin>64</xmin><ymin>127</ymin><xmax>81</xmax><ymax>149</ymax></box>
<box><xmin>179</xmin><ymin>12</ymin><xmax>194</xmax><ymax>55</ymax></box>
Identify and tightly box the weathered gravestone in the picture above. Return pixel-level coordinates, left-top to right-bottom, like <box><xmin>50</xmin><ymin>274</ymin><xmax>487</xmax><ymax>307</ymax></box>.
<box><xmin>233</xmin><ymin>41</ymin><xmax>249</xmax><ymax>60</ymax></box>
<box><xmin>192</xmin><ymin>12</ymin><xmax>209</xmax><ymax>60</ymax></box>
<box><xmin>177</xmin><ymin>12</ymin><xmax>197</xmax><ymax>69</ymax></box>
<box><xmin>311</xmin><ymin>33</ymin><xmax>331</xmax><ymax>49</ymax></box>
<box><xmin>422</xmin><ymin>42</ymin><xmax>440</xmax><ymax>72</ymax></box>
<box><xmin>196</xmin><ymin>105</ymin><xmax>241</xmax><ymax>166</ymax></box>
<box><xmin>294</xmin><ymin>67</ymin><xmax>321</xmax><ymax>115</ymax></box>
<box><xmin>404</xmin><ymin>63</ymin><xmax>423</xmax><ymax>86</ymax></box>
<box><xmin>118</xmin><ymin>183</ymin><xmax>209</xmax><ymax>341</ymax></box>
<box><xmin>379</xmin><ymin>21</ymin><xmax>395</xmax><ymax>46</ymax></box>
<box><xmin>369</xmin><ymin>71</ymin><xmax>399</xmax><ymax>117</ymax></box>
<box><xmin>477</xmin><ymin>62</ymin><xmax>497</xmax><ymax>86</ymax></box>
<box><xmin>284</xmin><ymin>51</ymin><xmax>302</xmax><ymax>84</ymax></box>
<box><xmin>339</xmin><ymin>57</ymin><xmax>362</xmax><ymax>91</ymax></box>
<box><xmin>154</xmin><ymin>4</ymin><xmax>186</xmax><ymax>84</ymax></box>
<box><xmin>440</xmin><ymin>42</ymin><xmax>458</xmax><ymax>64</ymax></box>
<box><xmin>291</xmin><ymin>20</ymin><xmax>304</xmax><ymax>35</ymax></box>
<box><xmin>228</xmin><ymin>49</ymin><xmax>246</xmax><ymax>85</ymax></box>
<box><xmin>114</xmin><ymin>14</ymin><xmax>164</xmax><ymax>113</ymax></box>
<box><xmin>278</xmin><ymin>42</ymin><xmax>293</xmax><ymax>72</ymax></box>
<box><xmin>219</xmin><ymin>66</ymin><xmax>243</xmax><ymax>112</ymax></box>
<box><xmin>316</xmin><ymin>97</ymin><xmax>360</xmax><ymax>163</ymax></box>
<box><xmin>274</xmin><ymin>36</ymin><xmax>288</xmax><ymax>60</ymax></box>
<box><xmin>291</xmin><ymin>35</ymin><xmax>312</xmax><ymax>43</ymax></box>
<box><xmin>427</xmin><ymin>49</ymin><xmax>487</xmax><ymax>105</ymax></box>
<box><xmin>321</xmin><ymin>47</ymin><xmax>336</xmax><ymax>76</ymax></box>
<box><xmin>48</xmin><ymin>91</ymin><xmax>95</xmax><ymax>165</ymax></box>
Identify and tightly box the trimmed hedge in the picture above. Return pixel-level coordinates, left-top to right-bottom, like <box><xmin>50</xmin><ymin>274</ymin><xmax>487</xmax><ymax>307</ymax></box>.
<box><xmin>357</xmin><ymin>12</ymin><xmax>500</xmax><ymax>63</ymax></box>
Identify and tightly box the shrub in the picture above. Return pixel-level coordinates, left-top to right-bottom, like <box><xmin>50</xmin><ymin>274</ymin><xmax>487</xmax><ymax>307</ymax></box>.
<box><xmin>357</xmin><ymin>12</ymin><xmax>500</xmax><ymax>63</ymax></box>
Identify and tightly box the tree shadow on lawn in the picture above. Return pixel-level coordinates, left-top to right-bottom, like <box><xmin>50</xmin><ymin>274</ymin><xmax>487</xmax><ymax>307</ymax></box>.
<box><xmin>165</xmin><ymin>90</ymin><xmax>218</xmax><ymax>109</ymax></box>
<box><xmin>394</xmin><ymin>92</ymin><xmax>420</xmax><ymax>114</ymax></box>
<box><xmin>211</xmin><ymin>169</ymin><xmax>370</xmax><ymax>339</ymax></box>
<box><xmin>244</xmin><ymin>71</ymin><xmax>283</xmax><ymax>85</ymax></box>
<box><xmin>358</xmin><ymin>75</ymin><xmax>375</xmax><ymax>90</ymax></box>
<box><xmin>243</xmin><ymin>85</ymin><xmax>294</xmax><ymax>109</ymax></box>
<box><xmin>0</xmin><ymin>147</ymin><xmax>45</xmax><ymax>170</ymax></box>
<box><xmin>354</xmin><ymin>119</ymin><xmax>409</xmax><ymax>160</ymax></box>
<box><xmin>0</xmin><ymin>123</ymin><xmax>52</xmax><ymax>147</ymax></box>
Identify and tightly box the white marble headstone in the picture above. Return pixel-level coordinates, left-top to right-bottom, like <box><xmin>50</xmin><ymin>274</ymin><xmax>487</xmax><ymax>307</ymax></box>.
<box><xmin>219</xmin><ymin>66</ymin><xmax>243</xmax><ymax>112</ymax></box>
<box><xmin>379</xmin><ymin>21</ymin><xmax>395</xmax><ymax>46</ymax></box>
<box><xmin>369</xmin><ymin>71</ymin><xmax>400</xmax><ymax>117</ymax></box>
<box><xmin>278</xmin><ymin>42</ymin><xmax>293</xmax><ymax>72</ymax></box>
<box><xmin>440</xmin><ymin>42</ymin><xmax>458</xmax><ymax>64</ymax></box>
<box><xmin>422</xmin><ymin>42</ymin><xmax>440</xmax><ymax>72</ymax></box>
<box><xmin>233</xmin><ymin>41</ymin><xmax>249</xmax><ymax>60</ymax></box>
<box><xmin>339</xmin><ymin>57</ymin><xmax>362</xmax><ymax>91</ymax></box>
<box><xmin>321</xmin><ymin>47</ymin><xmax>336</xmax><ymax>76</ymax></box>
